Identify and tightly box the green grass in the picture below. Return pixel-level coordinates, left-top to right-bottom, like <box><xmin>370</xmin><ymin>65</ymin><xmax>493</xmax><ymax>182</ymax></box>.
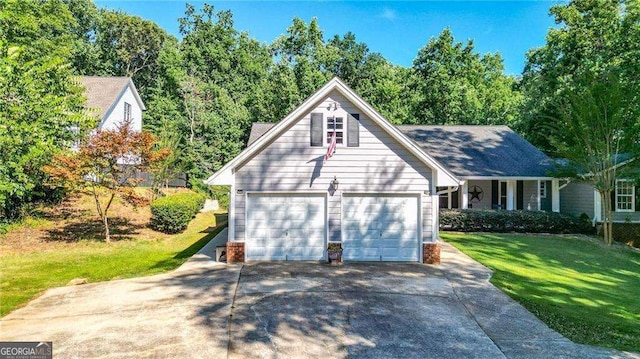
<box><xmin>0</xmin><ymin>211</ymin><xmax>227</xmax><ymax>317</ymax></box>
<box><xmin>441</xmin><ymin>232</ymin><xmax>640</xmax><ymax>352</ymax></box>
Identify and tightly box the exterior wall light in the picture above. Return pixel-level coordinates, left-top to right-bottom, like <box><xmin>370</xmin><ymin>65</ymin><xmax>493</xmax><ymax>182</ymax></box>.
<box><xmin>331</xmin><ymin>176</ymin><xmax>339</xmax><ymax>191</ymax></box>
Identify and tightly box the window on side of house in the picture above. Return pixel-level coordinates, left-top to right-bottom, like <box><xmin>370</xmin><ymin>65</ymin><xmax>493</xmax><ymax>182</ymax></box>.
<box><xmin>326</xmin><ymin>116</ymin><xmax>344</xmax><ymax>145</ymax></box>
<box><xmin>539</xmin><ymin>181</ymin><xmax>547</xmax><ymax>198</ymax></box>
<box><xmin>124</xmin><ymin>102</ymin><xmax>132</xmax><ymax>121</ymax></box>
<box><xmin>615</xmin><ymin>180</ymin><xmax>635</xmax><ymax>212</ymax></box>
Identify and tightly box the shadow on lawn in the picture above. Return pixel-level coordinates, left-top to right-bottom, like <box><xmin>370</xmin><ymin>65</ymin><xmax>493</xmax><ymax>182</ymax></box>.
<box><xmin>44</xmin><ymin>217</ymin><xmax>145</xmax><ymax>242</ymax></box>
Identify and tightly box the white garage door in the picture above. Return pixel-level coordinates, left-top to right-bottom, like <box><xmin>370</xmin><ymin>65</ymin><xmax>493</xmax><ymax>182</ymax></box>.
<box><xmin>342</xmin><ymin>194</ymin><xmax>419</xmax><ymax>262</ymax></box>
<box><xmin>246</xmin><ymin>193</ymin><xmax>326</xmax><ymax>261</ymax></box>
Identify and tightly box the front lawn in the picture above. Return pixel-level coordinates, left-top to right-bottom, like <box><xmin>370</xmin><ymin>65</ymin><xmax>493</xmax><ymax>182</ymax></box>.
<box><xmin>1</xmin><ymin>211</ymin><xmax>227</xmax><ymax>317</ymax></box>
<box><xmin>441</xmin><ymin>232</ymin><xmax>640</xmax><ymax>352</ymax></box>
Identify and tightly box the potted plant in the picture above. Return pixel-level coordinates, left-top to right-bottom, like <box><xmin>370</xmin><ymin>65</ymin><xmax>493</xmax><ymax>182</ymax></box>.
<box><xmin>327</xmin><ymin>243</ymin><xmax>343</xmax><ymax>265</ymax></box>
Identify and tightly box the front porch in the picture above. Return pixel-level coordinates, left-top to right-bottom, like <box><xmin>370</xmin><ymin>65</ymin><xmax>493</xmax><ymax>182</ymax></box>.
<box><xmin>437</xmin><ymin>178</ymin><xmax>560</xmax><ymax>212</ymax></box>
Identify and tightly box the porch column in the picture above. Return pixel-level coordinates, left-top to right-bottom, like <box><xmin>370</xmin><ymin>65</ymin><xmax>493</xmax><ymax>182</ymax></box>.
<box><xmin>552</xmin><ymin>179</ymin><xmax>560</xmax><ymax>212</ymax></box>
<box><xmin>593</xmin><ymin>189</ymin><xmax>602</xmax><ymax>222</ymax></box>
<box><xmin>537</xmin><ymin>180</ymin><xmax>541</xmax><ymax>211</ymax></box>
<box><xmin>461</xmin><ymin>181</ymin><xmax>469</xmax><ymax>209</ymax></box>
<box><xmin>506</xmin><ymin>180</ymin><xmax>516</xmax><ymax>210</ymax></box>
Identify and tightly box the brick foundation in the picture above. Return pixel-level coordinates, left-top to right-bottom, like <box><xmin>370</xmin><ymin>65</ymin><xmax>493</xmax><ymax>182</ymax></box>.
<box><xmin>423</xmin><ymin>242</ymin><xmax>441</xmax><ymax>264</ymax></box>
<box><xmin>226</xmin><ymin>242</ymin><xmax>245</xmax><ymax>263</ymax></box>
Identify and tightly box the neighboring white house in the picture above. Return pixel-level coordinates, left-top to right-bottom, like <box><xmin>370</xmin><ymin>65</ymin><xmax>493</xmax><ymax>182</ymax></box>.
<box><xmin>80</xmin><ymin>76</ymin><xmax>145</xmax><ymax>132</ymax></box>
<box><xmin>206</xmin><ymin>77</ymin><xmax>562</xmax><ymax>264</ymax></box>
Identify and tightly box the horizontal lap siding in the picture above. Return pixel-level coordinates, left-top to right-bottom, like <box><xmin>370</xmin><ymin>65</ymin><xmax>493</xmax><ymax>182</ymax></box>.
<box><xmin>560</xmin><ymin>181</ymin><xmax>595</xmax><ymax>219</ymax></box>
<box><xmin>523</xmin><ymin>181</ymin><xmax>539</xmax><ymax>211</ymax></box>
<box><xmin>235</xmin><ymin>90</ymin><xmax>433</xmax><ymax>242</ymax></box>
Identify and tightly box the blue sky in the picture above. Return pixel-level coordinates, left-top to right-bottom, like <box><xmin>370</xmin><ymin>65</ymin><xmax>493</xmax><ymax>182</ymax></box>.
<box><xmin>94</xmin><ymin>1</ymin><xmax>561</xmax><ymax>75</ymax></box>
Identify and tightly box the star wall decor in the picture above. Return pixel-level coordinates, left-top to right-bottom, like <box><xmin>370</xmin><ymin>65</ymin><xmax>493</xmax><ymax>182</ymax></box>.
<box><xmin>469</xmin><ymin>185</ymin><xmax>484</xmax><ymax>202</ymax></box>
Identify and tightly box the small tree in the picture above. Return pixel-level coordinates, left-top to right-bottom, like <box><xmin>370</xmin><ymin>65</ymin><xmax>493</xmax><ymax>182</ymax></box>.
<box><xmin>550</xmin><ymin>71</ymin><xmax>639</xmax><ymax>245</ymax></box>
<box><xmin>46</xmin><ymin>119</ymin><xmax>169</xmax><ymax>242</ymax></box>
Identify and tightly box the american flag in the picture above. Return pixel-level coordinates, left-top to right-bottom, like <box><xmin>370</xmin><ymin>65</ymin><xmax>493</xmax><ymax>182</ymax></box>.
<box><xmin>324</xmin><ymin>131</ymin><xmax>337</xmax><ymax>164</ymax></box>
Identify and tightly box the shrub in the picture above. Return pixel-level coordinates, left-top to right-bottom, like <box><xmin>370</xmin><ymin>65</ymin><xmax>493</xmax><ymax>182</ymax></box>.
<box><xmin>440</xmin><ymin>209</ymin><xmax>594</xmax><ymax>234</ymax></box>
<box><xmin>150</xmin><ymin>192</ymin><xmax>206</xmax><ymax>234</ymax></box>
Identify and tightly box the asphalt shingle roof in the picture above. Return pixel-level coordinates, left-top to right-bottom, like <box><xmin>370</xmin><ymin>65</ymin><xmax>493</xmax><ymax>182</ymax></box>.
<box><xmin>248</xmin><ymin>123</ymin><xmax>554</xmax><ymax>178</ymax></box>
<box><xmin>80</xmin><ymin>76</ymin><xmax>131</xmax><ymax>120</ymax></box>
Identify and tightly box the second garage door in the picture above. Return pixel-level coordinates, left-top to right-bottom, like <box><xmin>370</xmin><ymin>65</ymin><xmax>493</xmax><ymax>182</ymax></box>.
<box><xmin>342</xmin><ymin>194</ymin><xmax>420</xmax><ymax>262</ymax></box>
<box><xmin>246</xmin><ymin>193</ymin><xmax>326</xmax><ymax>261</ymax></box>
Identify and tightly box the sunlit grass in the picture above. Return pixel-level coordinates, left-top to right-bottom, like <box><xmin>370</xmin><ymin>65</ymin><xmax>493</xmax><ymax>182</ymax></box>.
<box><xmin>442</xmin><ymin>232</ymin><xmax>640</xmax><ymax>352</ymax></box>
<box><xmin>1</xmin><ymin>211</ymin><xmax>227</xmax><ymax>317</ymax></box>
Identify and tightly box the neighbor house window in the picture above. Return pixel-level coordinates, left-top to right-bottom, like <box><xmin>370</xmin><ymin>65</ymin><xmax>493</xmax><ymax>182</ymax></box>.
<box><xmin>124</xmin><ymin>102</ymin><xmax>132</xmax><ymax>121</ymax></box>
<box><xmin>615</xmin><ymin>180</ymin><xmax>635</xmax><ymax>212</ymax></box>
<box><xmin>539</xmin><ymin>181</ymin><xmax>547</xmax><ymax>198</ymax></box>
<box><xmin>327</xmin><ymin>116</ymin><xmax>344</xmax><ymax>144</ymax></box>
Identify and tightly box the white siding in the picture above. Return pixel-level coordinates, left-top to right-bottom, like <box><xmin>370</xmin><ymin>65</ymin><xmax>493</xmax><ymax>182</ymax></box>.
<box><xmin>99</xmin><ymin>85</ymin><xmax>143</xmax><ymax>132</ymax></box>
<box><xmin>235</xmin><ymin>90</ymin><xmax>433</xmax><ymax>243</ymax></box>
<box><xmin>466</xmin><ymin>180</ymin><xmax>492</xmax><ymax>209</ymax></box>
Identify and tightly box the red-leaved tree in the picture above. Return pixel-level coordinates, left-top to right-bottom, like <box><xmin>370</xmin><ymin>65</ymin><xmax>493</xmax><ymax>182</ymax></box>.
<box><xmin>46</xmin><ymin>119</ymin><xmax>169</xmax><ymax>242</ymax></box>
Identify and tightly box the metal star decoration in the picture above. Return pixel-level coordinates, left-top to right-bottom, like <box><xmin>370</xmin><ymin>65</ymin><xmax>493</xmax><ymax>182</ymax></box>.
<box><xmin>469</xmin><ymin>185</ymin><xmax>484</xmax><ymax>202</ymax></box>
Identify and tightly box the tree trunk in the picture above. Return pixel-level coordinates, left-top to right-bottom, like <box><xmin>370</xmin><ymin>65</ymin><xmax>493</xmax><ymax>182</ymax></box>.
<box><xmin>103</xmin><ymin>216</ymin><xmax>110</xmax><ymax>243</ymax></box>
<box><xmin>601</xmin><ymin>190</ymin><xmax>613</xmax><ymax>245</ymax></box>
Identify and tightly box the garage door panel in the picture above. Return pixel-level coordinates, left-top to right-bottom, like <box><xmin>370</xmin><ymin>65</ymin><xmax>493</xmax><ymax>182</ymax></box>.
<box><xmin>343</xmin><ymin>195</ymin><xmax>419</xmax><ymax>262</ymax></box>
<box><xmin>247</xmin><ymin>194</ymin><xmax>326</xmax><ymax>261</ymax></box>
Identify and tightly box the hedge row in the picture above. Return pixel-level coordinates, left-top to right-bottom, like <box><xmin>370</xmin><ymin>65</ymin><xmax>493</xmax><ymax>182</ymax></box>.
<box><xmin>440</xmin><ymin>209</ymin><xmax>594</xmax><ymax>234</ymax></box>
<box><xmin>150</xmin><ymin>192</ymin><xmax>206</xmax><ymax>234</ymax></box>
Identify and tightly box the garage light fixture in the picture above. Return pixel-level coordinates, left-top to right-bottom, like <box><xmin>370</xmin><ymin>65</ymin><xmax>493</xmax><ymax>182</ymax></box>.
<box><xmin>331</xmin><ymin>176</ymin><xmax>339</xmax><ymax>191</ymax></box>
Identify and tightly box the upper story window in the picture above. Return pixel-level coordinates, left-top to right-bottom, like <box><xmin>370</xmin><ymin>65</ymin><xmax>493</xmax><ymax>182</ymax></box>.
<box><xmin>539</xmin><ymin>181</ymin><xmax>547</xmax><ymax>198</ymax></box>
<box><xmin>327</xmin><ymin>116</ymin><xmax>344</xmax><ymax>145</ymax></box>
<box><xmin>615</xmin><ymin>180</ymin><xmax>635</xmax><ymax>212</ymax></box>
<box><xmin>309</xmin><ymin>112</ymin><xmax>359</xmax><ymax>148</ymax></box>
<box><xmin>124</xmin><ymin>102</ymin><xmax>132</xmax><ymax>121</ymax></box>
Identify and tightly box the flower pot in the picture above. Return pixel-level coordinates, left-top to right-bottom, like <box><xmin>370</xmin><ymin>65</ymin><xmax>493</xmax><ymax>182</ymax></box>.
<box><xmin>328</xmin><ymin>249</ymin><xmax>343</xmax><ymax>265</ymax></box>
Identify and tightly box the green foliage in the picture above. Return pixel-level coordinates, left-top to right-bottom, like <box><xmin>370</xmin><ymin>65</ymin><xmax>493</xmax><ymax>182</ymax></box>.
<box><xmin>0</xmin><ymin>0</ymin><xmax>94</xmax><ymax>220</ymax></box>
<box><xmin>440</xmin><ymin>209</ymin><xmax>594</xmax><ymax>234</ymax></box>
<box><xmin>520</xmin><ymin>0</ymin><xmax>640</xmax><ymax>154</ymax></box>
<box><xmin>443</xmin><ymin>232</ymin><xmax>640</xmax><ymax>352</ymax></box>
<box><xmin>409</xmin><ymin>28</ymin><xmax>523</xmax><ymax>126</ymax></box>
<box><xmin>150</xmin><ymin>192</ymin><xmax>206</xmax><ymax>233</ymax></box>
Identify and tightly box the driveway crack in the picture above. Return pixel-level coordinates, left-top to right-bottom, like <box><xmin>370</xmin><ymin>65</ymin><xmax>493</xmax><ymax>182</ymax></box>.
<box><xmin>227</xmin><ymin>264</ymin><xmax>243</xmax><ymax>359</ymax></box>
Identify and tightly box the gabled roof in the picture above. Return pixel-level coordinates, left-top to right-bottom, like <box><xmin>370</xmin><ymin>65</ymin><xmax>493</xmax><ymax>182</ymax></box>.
<box><xmin>399</xmin><ymin>125</ymin><xmax>555</xmax><ymax>178</ymax></box>
<box><xmin>248</xmin><ymin>124</ymin><xmax>555</xmax><ymax>179</ymax></box>
<box><xmin>205</xmin><ymin>77</ymin><xmax>460</xmax><ymax>186</ymax></box>
<box><xmin>80</xmin><ymin>76</ymin><xmax>146</xmax><ymax>121</ymax></box>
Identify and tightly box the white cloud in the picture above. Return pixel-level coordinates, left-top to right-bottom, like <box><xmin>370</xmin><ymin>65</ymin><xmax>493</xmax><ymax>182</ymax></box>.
<box><xmin>379</xmin><ymin>7</ymin><xmax>398</xmax><ymax>21</ymax></box>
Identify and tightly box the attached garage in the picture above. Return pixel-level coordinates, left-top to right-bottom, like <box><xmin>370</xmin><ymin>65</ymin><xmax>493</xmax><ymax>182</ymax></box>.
<box><xmin>245</xmin><ymin>193</ymin><xmax>326</xmax><ymax>261</ymax></box>
<box><xmin>342</xmin><ymin>194</ymin><xmax>420</xmax><ymax>262</ymax></box>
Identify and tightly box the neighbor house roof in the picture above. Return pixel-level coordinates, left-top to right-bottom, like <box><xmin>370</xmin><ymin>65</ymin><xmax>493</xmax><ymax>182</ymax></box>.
<box><xmin>205</xmin><ymin>77</ymin><xmax>460</xmax><ymax>187</ymax></box>
<box><xmin>80</xmin><ymin>76</ymin><xmax>146</xmax><ymax>121</ymax></box>
<box><xmin>248</xmin><ymin>123</ymin><xmax>555</xmax><ymax>179</ymax></box>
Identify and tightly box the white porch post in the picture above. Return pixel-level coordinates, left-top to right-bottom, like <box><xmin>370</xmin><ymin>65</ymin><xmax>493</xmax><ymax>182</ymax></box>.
<box><xmin>593</xmin><ymin>189</ymin><xmax>602</xmax><ymax>222</ymax></box>
<box><xmin>506</xmin><ymin>180</ymin><xmax>515</xmax><ymax>210</ymax></box>
<box><xmin>229</xmin><ymin>176</ymin><xmax>236</xmax><ymax>242</ymax></box>
<box><xmin>461</xmin><ymin>181</ymin><xmax>469</xmax><ymax>209</ymax></box>
<box><xmin>552</xmin><ymin>179</ymin><xmax>560</xmax><ymax>212</ymax></box>
<box><xmin>537</xmin><ymin>180</ymin><xmax>541</xmax><ymax>211</ymax></box>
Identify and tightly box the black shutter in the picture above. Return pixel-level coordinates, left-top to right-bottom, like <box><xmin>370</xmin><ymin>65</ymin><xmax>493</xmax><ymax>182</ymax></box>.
<box><xmin>516</xmin><ymin>181</ymin><xmax>524</xmax><ymax>210</ymax></box>
<box><xmin>347</xmin><ymin>113</ymin><xmax>360</xmax><ymax>147</ymax></box>
<box><xmin>611</xmin><ymin>189</ymin><xmax>616</xmax><ymax>212</ymax></box>
<box><xmin>491</xmin><ymin>180</ymin><xmax>499</xmax><ymax>209</ymax></box>
<box><xmin>451</xmin><ymin>188</ymin><xmax>459</xmax><ymax>209</ymax></box>
<box><xmin>310</xmin><ymin>113</ymin><xmax>323</xmax><ymax>147</ymax></box>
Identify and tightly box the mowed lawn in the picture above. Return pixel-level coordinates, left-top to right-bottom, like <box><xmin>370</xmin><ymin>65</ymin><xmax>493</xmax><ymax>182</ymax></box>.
<box><xmin>1</xmin><ymin>211</ymin><xmax>226</xmax><ymax>317</ymax></box>
<box><xmin>441</xmin><ymin>232</ymin><xmax>640</xmax><ymax>352</ymax></box>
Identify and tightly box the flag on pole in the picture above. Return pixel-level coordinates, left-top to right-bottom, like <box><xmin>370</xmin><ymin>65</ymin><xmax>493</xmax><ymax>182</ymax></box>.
<box><xmin>324</xmin><ymin>131</ymin><xmax>337</xmax><ymax>164</ymax></box>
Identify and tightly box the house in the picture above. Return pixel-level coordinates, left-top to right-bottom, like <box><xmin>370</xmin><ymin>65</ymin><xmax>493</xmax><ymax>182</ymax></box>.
<box><xmin>80</xmin><ymin>76</ymin><xmax>145</xmax><ymax>132</ymax></box>
<box><xmin>205</xmin><ymin>78</ymin><xmax>555</xmax><ymax>263</ymax></box>
<box><xmin>560</xmin><ymin>160</ymin><xmax>640</xmax><ymax>225</ymax></box>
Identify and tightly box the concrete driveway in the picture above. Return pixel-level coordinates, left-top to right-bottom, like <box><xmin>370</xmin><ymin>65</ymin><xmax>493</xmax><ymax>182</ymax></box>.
<box><xmin>1</xmin><ymin>229</ymin><xmax>637</xmax><ymax>358</ymax></box>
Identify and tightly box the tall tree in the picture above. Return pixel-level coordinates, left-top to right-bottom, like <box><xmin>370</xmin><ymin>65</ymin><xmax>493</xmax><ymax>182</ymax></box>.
<box><xmin>520</xmin><ymin>0</ymin><xmax>640</xmax><ymax>154</ymax></box>
<box><xmin>409</xmin><ymin>28</ymin><xmax>523</xmax><ymax>126</ymax></box>
<box><xmin>0</xmin><ymin>0</ymin><xmax>94</xmax><ymax>219</ymax></box>
<box><xmin>549</xmin><ymin>71</ymin><xmax>639</xmax><ymax>244</ymax></box>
